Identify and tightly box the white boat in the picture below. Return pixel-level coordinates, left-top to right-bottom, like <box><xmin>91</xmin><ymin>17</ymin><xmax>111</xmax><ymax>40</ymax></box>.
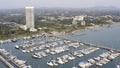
<box><xmin>76</xmin><ymin>54</ymin><xmax>84</xmax><ymax>57</ymax></box>
<box><xmin>9</xmin><ymin>55</ymin><xmax>17</xmax><ymax>60</ymax></box>
<box><xmin>47</xmin><ymin>61</ymin><xmax>54</xmax><ymax>66</ymax></box>
<box><xmin>72</xmin><ymin>66</ymin><xmax>77</xmax><ymax>68</ymax></box>
<box><xmin>23</xmin><ymin>65</ymin><xmax>32</xmax><ymax>68</ymax></box>
<box><xmin>52</xmin><ymin>60</ymin><xmax>58</xmax><ymax>66</ymax></box>
<box><xmin>57</xmin><ymin>58</ymin><xmax>64</xmax><ymax>64</ymax></box>
<box><xmin>80</xmin><ymin>43</ymin><xmax>84</xmax><ymax>45</ymax></box>
<box><xmin>96</xmin><ymin>62</ymin><xmax>103</xmax><ymax>66</ymax></box>
<box><xmin>11</xmin><ymin>38</ymin><xmax>17</xmax><ymax>42</ymax></box>
<box><xmin>94</xmin><ymin>57</ymin><xmax>100</xmax><ymax>61</ymax></box>
<box><xmin>79</xmin><ymin>61</ymin><xmax>92</xmax><ymax>68</ymax></box>
<box><xmin>99</xmin><ymin>52</ymin><xmax>110</xmax><ymax>58</ymax></box>
<box><xmin>22</xmin><ymin>50</ymin><xmax>27</xmax><ymax>53</ymax></box>
<box><xmin>15</xmin><ymin>45</ymin><xmax>20</xmax><ymax>49</ymax></box>
<box><xmin>88</xmin><ymin>59</ymin><xmax>95</xmax><ymax>64</ymax></box>
<box><xmin>102</xmin><ymin>58</ymin><xmax>110</xmax><ymax>62</ymax></box>
<box><xmin>15</xmin><ymin>59</ymin><xmax>26</xmax><ymax>65</ymax></box>
<box><xmin>117</xmin><ymin>64</ymin><xmax>120</xmax><ymax>68</ymax></box>
<box><xmin>0</xmin><ymin>40</ymin><xmax>4</xmax><ymax>44</ymax></box>
<box><xmin>68</xmin><ymin>56</ymin><xmax>75</xmax><ymax>60</ymax></box>
<box><xmin>32</xmin><ymin>54</ymin><xmax>39</xmax><ymax>59</ymax></box>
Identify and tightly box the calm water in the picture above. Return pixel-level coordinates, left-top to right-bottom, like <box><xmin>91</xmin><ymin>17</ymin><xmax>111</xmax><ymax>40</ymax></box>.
<box><xmin>1</xmin><ymin>23</ymin><xmax>120</xmax><ymax>68</ymax></box>
<box><xmin>0</xmin><ymin>61</ymin><xmax>7</xmax><ymax>68</ymax></box>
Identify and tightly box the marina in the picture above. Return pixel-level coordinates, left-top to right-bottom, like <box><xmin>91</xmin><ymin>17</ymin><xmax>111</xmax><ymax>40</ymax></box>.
<box><xmin>0</xmin><ymin>23</ymin><xmax>120</xmax><ymax>68</ymax></box>
<box><xmin>78</xmin><ymin>51</ymin><xmax>120</xmax><ymax>68</ymax></box>
<box><xmin>47</xmin><ymin>47</ymin><xmax>99</xmax><ymax>66</ymax></box>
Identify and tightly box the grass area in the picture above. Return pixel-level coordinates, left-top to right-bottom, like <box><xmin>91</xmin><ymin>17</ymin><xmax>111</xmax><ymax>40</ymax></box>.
<box><xmin>0</xmin><ymin>26</ymin><xmax>40</xmax><ymax>40</ymax></box>
<box><xmin>0</xmin><ymin>21</ymin><xmax>112</xmax><ymax>40</ymax></box>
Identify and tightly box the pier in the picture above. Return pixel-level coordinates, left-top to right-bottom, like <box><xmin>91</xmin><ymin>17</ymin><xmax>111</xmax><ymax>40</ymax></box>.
<box><xmin>0</xmin><ymin>49</ymin><xmax>29</xmax><ymax>68</ymax></box>
<box><xmin>53</xmin><ymin>36</ymin><xmax>120</xmax><ymax>53</ymax></box>
<box><xmin>0</xmin><ymin>55</ymin><xmax>14</xmax><ymax>68</ymax></box>
<box><xmin>83</xmin><ymin>42</ymin><xmax>120</xmax><ymax>53</ymax></box>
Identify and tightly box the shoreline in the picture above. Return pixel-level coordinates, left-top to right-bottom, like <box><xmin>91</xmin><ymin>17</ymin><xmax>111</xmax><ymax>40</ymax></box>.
<box><xmin>0</xmin><ymin>22</ymin><xmax>120</xmax><ymax>43</ymax></box>
<box><xmin>59</xmin><ymin>22</ymin><xmax>120</xmax><ymax>36</ymax></box>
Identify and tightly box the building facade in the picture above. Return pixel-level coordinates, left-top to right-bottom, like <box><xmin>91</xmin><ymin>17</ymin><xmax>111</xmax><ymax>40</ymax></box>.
<box><xmin>72</xmin><ymin>16</ymin><xmax>85</xmax><ymax>25</ymax></box>
<box><xmin>26</xmin><ymin>7</ymin><xmax>37</xmax><ymax>31</ymax></box>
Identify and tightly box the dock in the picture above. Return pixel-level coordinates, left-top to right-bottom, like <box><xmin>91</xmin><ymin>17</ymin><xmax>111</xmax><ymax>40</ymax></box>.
<box><xmin>83</xmin><ymin>42</ymin><xmax>120</xmax><ymax>53</ymax></box>
<box><xmin>0</xmin><ymin>55</ymin><xmax>14</xmax><ymax>68</ymax></box>
<box><xmin>53</xmin><ymin>36</ymin><xmax>120</xmax><ymax>53</ymax></box>
<box><xmin>0</xmin><ymin>49</ymin><xmax>27</xmax><ymax>68</ymax></box>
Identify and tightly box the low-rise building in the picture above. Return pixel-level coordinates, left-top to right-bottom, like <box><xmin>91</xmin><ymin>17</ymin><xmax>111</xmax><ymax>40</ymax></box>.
<box><xmin>72</xmin><ymin>16</ymin><xmax>85</xmax><ymax>25</ymax></box>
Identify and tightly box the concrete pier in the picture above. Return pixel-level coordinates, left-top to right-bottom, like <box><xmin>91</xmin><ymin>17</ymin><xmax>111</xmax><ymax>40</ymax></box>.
<box><xmin>83</xmin><ymin>42</ymin><xmax>120</xmax><ymax>53</ymax></box>
<box><xmin>53</xmin><ymin>36</ymin><xmax>120</xmax><ymax>53</ymax></box>
<box><xmin>0</xmin><ymin>55</ymin><xmax>14</xmax><ymax>68</ymax></box>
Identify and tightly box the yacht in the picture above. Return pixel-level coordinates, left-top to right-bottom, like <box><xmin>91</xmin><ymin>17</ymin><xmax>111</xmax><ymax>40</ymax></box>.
<box><xmin>94</xmin><ymin>57</ymin><xmax>101</xmax><ymax>61</ymax></box>
<box><xmin>47</xmin><ymin>61</ymin><xmax>54</xmax><ymax>66</ymax></box>
<box><xmin>76</xmin><ymin>53</ymin><xmax>84</xmax><ymax>57</ymax></box>
<box><xmin>11</xmin><ymin>38</ymin><xmax>17</xmax><ymax>42</ymax></box>
<box><xmin>72</xmin><ymin>66</ymin><xmax>78</xmax><ymax>68</ymax></box>
<box><xmin>88</xmin><ymin>59</ymin><xmax>95</xmax><ymax>64</ymax></box>
<box><xmin>57</xmin><ymin>57</ymin><xmax>64</xmax><ymax>64</ymax></box>
<box><xmin>78</xmin><ymin>61</ymin><xmax>92</xmax><ymax>68</ymax></box>
<box><xmin>22</xmin><ymin>50</ymin><xmax>27</xmax><ymax>53</ymax></box>
<box><xmin>52</xmin><ymin>60</ymin><xmax>58</xmax><ymax>66</ymax></box>
<box><xmin>15</xmin><ymin>45</ymin><xmax>20</xmax><ymax>49</ymax></box>
<box><xmin>96</xmin><ymin>62</ymin><xmax>103</xmax><ymax>66</ymax></box>
<box><xmin>68</xmin><ymin>55</ymin><xmax>75</xmax><ymax>60</ymax></box>
<box><xmin>32</xmin><ymin>54</ymin><xmax>39</xmax><ymax>59</ymax></box>
<box><xmin>22</xmin><ymin>65</ymin><xmax>32</xmax><ymax>68</ymax></box>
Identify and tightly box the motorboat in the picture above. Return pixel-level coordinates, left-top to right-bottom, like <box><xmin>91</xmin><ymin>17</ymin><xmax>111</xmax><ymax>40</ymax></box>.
<box><xmin>15</xmin><ymin>45</ymin><xmax>20</xmax><ymax>49</ymax></box>
<box><xmin>78</xmin><ymin>61</ymin><xmax>92</xmax><ymax>68</ymax></box>
<box><xmin>47</xmin><ymin>61</ymin><xmax>54</xmax><ymax>66</ymax></box>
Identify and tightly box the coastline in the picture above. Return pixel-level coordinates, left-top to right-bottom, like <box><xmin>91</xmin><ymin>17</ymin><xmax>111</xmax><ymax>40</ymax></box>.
<box><xmin>59</xmin><ymin>22</ymin><xmax>120</xmax><ymax>36</ymax></box>
<box><xmin>0</xmin><ymin>22</ymin><xmax>120</xmax><ymax>43</ymax></box>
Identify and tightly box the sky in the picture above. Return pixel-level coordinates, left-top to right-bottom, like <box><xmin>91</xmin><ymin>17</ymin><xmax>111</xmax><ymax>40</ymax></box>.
<box><xmin>0</xmin><ymin>0</ymin><xmax>120</xmax><ymax>9</ymax></box>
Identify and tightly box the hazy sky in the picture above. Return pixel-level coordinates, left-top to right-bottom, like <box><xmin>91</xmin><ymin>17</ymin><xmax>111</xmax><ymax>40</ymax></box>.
<box><xmin>0</xmin><ymin>0</ymin><xmax>120</xmax><ymax>9</ymax></box>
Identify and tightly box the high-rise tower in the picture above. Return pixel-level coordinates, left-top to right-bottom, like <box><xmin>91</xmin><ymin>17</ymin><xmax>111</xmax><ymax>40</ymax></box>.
<box><xmin>25</xmin><ymin>7</ymin><xmax>37</xmax><ymax>31</ymax></box>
